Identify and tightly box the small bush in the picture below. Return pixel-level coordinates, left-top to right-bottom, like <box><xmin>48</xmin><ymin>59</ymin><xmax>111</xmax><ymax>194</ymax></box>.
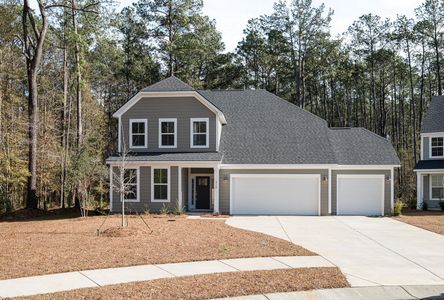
<box><xmin>439</xmin><ymin>200</ymin><xmax>444</xmax><ymax>211</ymax></box>
<box><xmin>422</xmin><ymin>201</ymin><xmax>428</xmax><ymax>211</ymax></box>
<box><xmin>173</xmin><ymin>200</ymin><xmax>185</xmax><ymax>215</ymax></box>
<box><xmin>143</xmin><ymin>204</ymin><xmax>151</xmax><ymax>215</ymax></box>
<box><xmin>393</xmin><ymin>199</ymin><xmax>406</xmax><ymax>216</ymax></box>
<box><xmin>159</xmin><ymin>203</ymin><xmax>170</xmax><ymax>215</ymax></box>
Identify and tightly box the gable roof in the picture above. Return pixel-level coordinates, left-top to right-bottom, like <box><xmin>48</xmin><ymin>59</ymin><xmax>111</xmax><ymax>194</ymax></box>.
<box><xmin>328</xmin><ymin>128</ymin><xmax>400</xmax><ymax>165</ymax></box>
<box><xmin>141</xmin><ymin>76</ymin><xmax>194</xmax><ymax>92</ymax></box>
<box><xmin>422</xmin><ymin>96</ymin><xmax>444</xmax><ymax>133</ymax></box>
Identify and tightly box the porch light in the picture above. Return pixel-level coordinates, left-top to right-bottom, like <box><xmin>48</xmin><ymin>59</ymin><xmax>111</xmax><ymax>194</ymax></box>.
<box><xmin>386</xmin><ymin>175</ymin><xmax>391</xmax><ymax>181</ymax></box>
<box><xmin>223</xmin><ymin>174</ymin><xmax>229</xmax><ymax>181</ymax></box>
<box><xmin>323</xmin><ymin>175</ymin><xmax>328</xmax><ymax>182</ymax></box>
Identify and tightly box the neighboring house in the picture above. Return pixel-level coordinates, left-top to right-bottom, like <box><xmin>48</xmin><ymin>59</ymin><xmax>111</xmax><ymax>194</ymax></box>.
<box><xmin>414</xmin><ymin>96</ymin><xmax>444</xmax><ymax>209</ymax></box>
<box><xmin>106</xmin><ymin>76</ymin><xmax>400</xmax><ymax>216</ymax></box>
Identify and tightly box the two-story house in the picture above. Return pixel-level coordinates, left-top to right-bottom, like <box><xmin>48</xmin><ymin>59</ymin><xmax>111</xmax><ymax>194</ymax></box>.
<box><xmin>106</xmin><ymin>76</ymin><xmax>400</xmax><ymax>216</ymax></box>
<box><xmin>414</xmin><ymin>96</ymin><xmax>444</xmax><ymax>209</ymax></box>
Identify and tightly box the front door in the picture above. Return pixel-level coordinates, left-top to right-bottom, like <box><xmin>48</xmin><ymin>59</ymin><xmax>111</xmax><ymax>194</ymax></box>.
<box><xmin>195</xmin><ymin>176</ymin><xmax>211</xmax><ymax>210</ymax></box>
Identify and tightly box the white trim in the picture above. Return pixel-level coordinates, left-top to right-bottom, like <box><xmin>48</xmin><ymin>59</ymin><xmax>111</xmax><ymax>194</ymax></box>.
<box><xmin>229</xmin><ymin>174</ymin><xmax>321</xmax><ymax>216</ymax></box>
<box><xmin>107</xmin><ymin>161</ymin><xmax>220</xmax><ymax>167</ymax></box>
<box><xmin>336</xmin><ymin>174</ymin><xmax>385</xmax><ymax>216</ymax></box>
<box><xmin>430</xmin><ymin>174</ymin><xmax>444</xmax><ymax>200</ymax></box>
<box><xmin>113</xmin><ymin>91</ymin><xmax>227</xmax><ymax>124</ymax></box>
<box><xmin>429</xmin><ymin>136</ymin><xmax>444</xmax><ymax>158</ymax></box>
<box><xmin>328</xmin><ymin>168</ymin><xmax>332</xmax><ymax>214</ymax></box>
<box><xmin>151</xmin><ymin>166</ymin><xmax>171</xmax><ymax>203</ymax></box>
<box><xmin>391</xmin><ymin>167</ymin><xmax>394</xmax><ymax>212</ymax></box>
<box><xmin>214</xmin><ymin>165</ymin><xmax>220</xmax><ymax>214</ymax></box>
<box><xmin>417</xmin><ymin>172</ymin><xmax>423</xmax><ymax>209</ymax></box>
<box><xmin>129</xmin><ymin>119</ymin><xmax>148</xmax><ymax>149</ymax></box>
<box><xmin>421</xmin><ymin>132</ymin><xmax>444</xmax><ymax>138</ymax></box>
<box><xmin>421</xmin><ymin>136</ymin><xmax>424</xmax><ymax>160</ymax></box>
<box><xmin>109</xmin><ymin>166</ymin><xmax>113</xmax><ymax>211</ymax></box>
<box><xmin>178</xmin><ymin>166</ymin><xmax>182</xmax><ymax>209</ymax></box>
<box><xmin>413</xmin><ymin>169</ymin><xmax>444</xmax><ymax>173</ymax></box>
<box><xmin>118</xmin><ymin>116</ymin><xmax>122</xmax><ymax>152</ymax></box>
<box><xmin>123</xmin><ymin>167</ymin><xmax>140</xmax><ymax>203</ymax></box>
<box><xmin>158</xmin><ymin>118</ymin><xmax>177</xmax><ymax>149</ymax></box>
<box><xmin>216</xmin><ymin>119</ymin><xmax>222</xmax><ymax>151</ymax></box>
<box><xmin>190</xmin><ymin>118</ymin><xmax>209</xmax><ymax>149</ymax></box>
<box><xmin>220</xmin><ymin>164</ymin><xmax>399</xmax><ymax>170</ymax></box>
<box><xmin>188</xmin><ymin>173</ymin><xmax>214</xmax><ymax>211</ymax></box>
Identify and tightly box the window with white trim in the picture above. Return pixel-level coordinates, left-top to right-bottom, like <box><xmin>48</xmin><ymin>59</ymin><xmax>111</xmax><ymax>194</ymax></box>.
<box><xmin>431</xmin><ymin>175</ymin><xmax>444</xmax><ymax>200</ymax></box>
<box><xmin>123</xmin><ymin>168</ymin><xmax>138</xmax><ymax>202</ymax></box>
<box><xmin>190</xmin><ymin>118</ymin><xmax>209</xmax><ymax>148</ymax></box>
<box><xmin>152</xmin><ymin>168</ymin><xmax>169</xmax><ymax>202</ymax></box>
<box><xmin>129</xmin><ymin>119</ymin><xmax>147</xmax><ymax>148</ymax></box>
<box><xmin>159</xmin><ymin>118</ymin><xmax>177</xmax><ymax>148</ymax></box>
<box><xmin>431</xmin><ymin>137</ymin><xmax>444</xmax><ymax>157</ymax></box>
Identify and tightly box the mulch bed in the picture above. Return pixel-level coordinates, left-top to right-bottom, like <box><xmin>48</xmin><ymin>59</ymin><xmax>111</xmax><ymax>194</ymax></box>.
<box><xmin>0</xmin><ymin>215</ymin><xmax>313</xmax><ymax>280</ymax></box>
<box><xmin>19</xmin><ymin>267</ymin><xmax>348</xmax><ymax>300</ymax></box>
<box><xmin>394</xmin><ymin>209</ymin><xmax>444</xmax><ymax>235</ymax></box>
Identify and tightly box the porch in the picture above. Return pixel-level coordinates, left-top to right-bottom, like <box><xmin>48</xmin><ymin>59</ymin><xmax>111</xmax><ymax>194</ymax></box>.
<box><xmin>416</xmin><ymin>171</ymin><xmax>444</xmax><ymax>210</ymax></box>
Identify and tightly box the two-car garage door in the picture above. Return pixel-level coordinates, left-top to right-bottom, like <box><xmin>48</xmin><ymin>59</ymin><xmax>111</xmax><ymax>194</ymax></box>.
<box><xmin>230</xmin><ymin>174</ymin><xmax>320</xmax><ymax>215</ymax></box>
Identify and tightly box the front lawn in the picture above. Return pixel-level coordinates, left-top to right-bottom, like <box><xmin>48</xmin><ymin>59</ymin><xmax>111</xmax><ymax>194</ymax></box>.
<box><xmin>394</xmin><ymin>210</ymin><xmax>444</xmax><ymax>235</ymax></box>
<box><xmin>19</xmin><ymin>268</ymin><xmax>349</xmax><ymax>300</ymax></box>
<box><xmin>0</xmin><ymin>213</ymin><xmax>313</xmax><ymax>280</ymax></box>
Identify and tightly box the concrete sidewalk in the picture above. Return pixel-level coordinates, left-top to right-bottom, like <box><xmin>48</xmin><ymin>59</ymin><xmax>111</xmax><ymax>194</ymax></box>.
<box><xmin>0</xmin><ymin>256</ymin><xmax>330</xmax><ymax>298</ymax></box>
<box><xmin>217</xmin><ymin>285</ymin><xmax>444</xmax><ymax>300</ymax></box>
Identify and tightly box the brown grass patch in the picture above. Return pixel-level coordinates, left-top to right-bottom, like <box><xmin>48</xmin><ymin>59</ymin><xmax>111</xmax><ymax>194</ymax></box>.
<box><xmin>0</xmin><ymin>215</ymin><xmax>313</xmax><ymax>280</ymax></box>
<box><xmin>394</xmin><ymin>210</ymin><xmax>444</xmax><ymax>235</ymax></box>
<box><xmin>20</xmin><ymin>267</ymin><xmax>348</xmax><ymax>300</ymax></box>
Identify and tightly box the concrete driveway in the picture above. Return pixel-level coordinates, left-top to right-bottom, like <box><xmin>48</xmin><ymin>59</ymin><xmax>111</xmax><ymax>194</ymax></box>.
<box><xmin>226</xmin><ymin>216</ymin><xmax>444</xmax><ymax>287</ymax></box>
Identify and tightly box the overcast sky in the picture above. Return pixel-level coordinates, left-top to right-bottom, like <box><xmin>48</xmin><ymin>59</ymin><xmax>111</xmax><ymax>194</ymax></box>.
<box><xmin>119</xmin><ymin>0</ymin><xmax>422</xmax><ymax>51</ymax></box>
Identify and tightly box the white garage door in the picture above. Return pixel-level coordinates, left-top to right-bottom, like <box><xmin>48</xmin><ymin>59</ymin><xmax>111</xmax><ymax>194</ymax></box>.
<box><xmin>230</xmin><ymin>174</ymin><xmax>320</xmax><ymax>215</ymax></box>
<box><xmin>337</xmin><ymin>175</ymin><xmax>384</xmax><ymax>216</ymax></box>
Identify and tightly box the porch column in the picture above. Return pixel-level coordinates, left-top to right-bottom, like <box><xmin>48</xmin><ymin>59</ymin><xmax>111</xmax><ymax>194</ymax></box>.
<box><xmin>416</xmin><ymin>172</ymin><xmax>423</xmax><ymax>209</ymax></box>
<box><xmin>213</xmin><ymin>164</ymin><xmax>220</xmax><ymax>214</ymax></box>
<box><xmin>178</xmin><ymin>166</ymin><xmax>182</xmax><ymax>210</ymax></box>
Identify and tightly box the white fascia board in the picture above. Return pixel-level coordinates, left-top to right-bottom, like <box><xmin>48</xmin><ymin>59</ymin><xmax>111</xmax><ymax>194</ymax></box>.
<box><xmin>219</xmin><ymin>164</ymin><xmax>400</xmax><ymax>170</ymax></box>
<box><xmin>413</xmin><ymin>169</ymin><xmax>444</xmax><ymax>173</ymax></box>
<box><xmin>421</xmin><ymin>132</ymin><xmax>444</xmax><ymax>138</ymax></box>
<box><xmin>106</xmin><ymin>161</ymin><xmax>221</xmax><ymax>167</ymax></box>
<box><xmin>112</xmin><ymin>91</ymin><xmax>227</xmax><ymax>124</ymax></box>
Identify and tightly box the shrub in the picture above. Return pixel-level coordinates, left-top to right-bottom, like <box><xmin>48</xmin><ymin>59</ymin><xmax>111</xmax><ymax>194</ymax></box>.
<box><xmin>159</xmin><ymin>203</ymin><xmax>170</xmax><ymax>215</ymax></box>
<box><xmin>393</xmin><ymin>199</ymin><xmax>406</xmax><ymax>216</ymax></box>
<box><xmin>173</xmin><ymin>200</ymin><xmax>185</xmax><ymax>215</ymax></box>
<box><xmin>422</xmin><ymin>201</ymin><xmax>428</xmax><ymax>211</ymax></box>
<box><xmin>439</xmin><ymin>200</ymin><xmax>444</xmax><ymax>211</ymax></box>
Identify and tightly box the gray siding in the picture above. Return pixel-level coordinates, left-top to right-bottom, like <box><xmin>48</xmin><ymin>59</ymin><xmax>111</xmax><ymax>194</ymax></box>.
<box><xmin>121</xmin><ymin>97</ymin><xmax>216</xmax><ymax>152</ymax></box>
<box><xmin>219</xmin><ymin>169</ymin><xmax>329</xmax><ymax>215</ymax></box>
<box><xmin>423</xmin><ymin>137</ymin><xmax>430</xmax><ymax>160</ymax></box>
<box><xmin>111</xmin><ymin>166</ymin><xmax>179</xmax><ymax>213</ymax></box>
<box><xmin>331</xmin><ymin>170</ymin><xmax>391</xmax><ymax>215</ymax></box>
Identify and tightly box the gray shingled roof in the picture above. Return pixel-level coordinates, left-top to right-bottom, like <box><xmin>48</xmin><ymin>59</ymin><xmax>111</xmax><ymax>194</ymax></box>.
<box><xmin>421</xmin><ymin>96</ymin><xmax>444</xmax><ymax>133</ymax></box>
<box><xmin>199</xmin><ymin>90</ymin><xmax>338</xmax><ymax>164</ymax></box>
<box><xmin>328</xmin><ymin>128</ymin><xmax>400</xmax><ymax>165</ymax></box>
<box><xmin>414</xmin><ymin>159</ymin><xmax>444</xmax><ymax>170</ymax></box>
<box><xmin>141</xmin><ymin>76</ymin><xmax>194</xmax><ymax>92</ymax></box>
<box><xmin>106</xmin><ymin>152</ymin><xmax>221</xmax><ymax>162</ymax></box>
<box><xmin>111</xmin><ymin>76</ymin><xmax>400</xmax><ymax>166</ymax></box>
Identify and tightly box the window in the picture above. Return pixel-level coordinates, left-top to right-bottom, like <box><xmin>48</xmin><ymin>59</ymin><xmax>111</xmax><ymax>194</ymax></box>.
<box><xmin>190</xmin><ymin>118</ymin><xmax>209</xmax><ymax>148</ymax></box>
<box><xmin>431</xmin><ymin>175</ymin><xmax>444</xmax><ymax>200</ymax></box>
<box><xmin>431</xmin><ymin>137</ymin><xmax>444</xmax><ymax>157</ymax></box>
<box><xmin>152</xmin><ymin>168</ymin><xmax>169</xmax><ymax>202</ymax></box>
<box><xmin>159</xmin><ymin>118</ymin><xmax>177</xmax><ymax>148</ymax></box>
<box><xmin>123</xmin><ymin>168</ymin><xmax>139</xmax><ymax>202</ymax></box>
<box><xmin>129</xmin><ymin>119</ymin><xmax>147</xmax><ymax>148</ymax></box>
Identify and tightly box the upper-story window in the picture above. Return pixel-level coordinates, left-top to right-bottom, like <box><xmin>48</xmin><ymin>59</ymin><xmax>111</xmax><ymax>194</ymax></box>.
<box><xmin>129</xmin><ymin>119</ymin><xmax>147</xmax><ymax>148</ymax></box>
<box><xmin>190</xmin><ymin>118</ymin><xmax>209</xmax><ymax>148</ymax></box>
<box><xmin>431</xmin><ymin>137</ymin><xmax>444</xmax><ymax>158</ymax></box>
<box><xmin>159</xmin><ymin>118</ymin><xmax>177</xmax><ymax>148</ymax></box>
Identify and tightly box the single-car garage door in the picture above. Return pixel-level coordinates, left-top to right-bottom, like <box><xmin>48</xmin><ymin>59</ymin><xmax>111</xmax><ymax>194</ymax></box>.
<box><xmin>337</xmin><ymin>175</ymin><xmax>384</xmax><ymax>216</ymax></box>
<box><xmin>230</xmin><ymin>174</ymin><xmax>320</xmax><ymax>215</ymax></box>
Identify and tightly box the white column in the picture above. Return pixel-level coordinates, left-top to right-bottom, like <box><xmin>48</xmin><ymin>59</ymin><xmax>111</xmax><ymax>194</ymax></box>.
<box><xmin>328</xmin><ymin>168</ymin><xmax>332</xmax><ymax>215</ymax></box>
<box><xmin>213</xmin><ymin>164</ymin><xmax>220</xmax><ymax>214</ymax></box>
<box><xmin>178</xmin><ymin>166</ymin><xmax>182</xmax><ymax>210</ymax></box>
<box><xmin>109</xmin><ymin>166</ymin><xmax>113</xmax><ymax>211</ymax></box>
<box><xmin>391</xmin><ymin>167</ymin><xmax>395</xmax><ymax>212</ymax></box>
<box><xmin>416</xmin><ymin>172</ymin><xmax>423</xmax><ymax>209</ymax></box>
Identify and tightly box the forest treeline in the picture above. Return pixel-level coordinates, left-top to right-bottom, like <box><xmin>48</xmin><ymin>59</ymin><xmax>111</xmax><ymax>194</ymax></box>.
<box><xmin>0</xmin><ymin>0</ymin><xmax>442</xmax><ymax>212</ymax></box>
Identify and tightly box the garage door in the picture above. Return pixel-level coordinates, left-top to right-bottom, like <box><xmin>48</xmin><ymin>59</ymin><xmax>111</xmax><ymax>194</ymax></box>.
<box><xmin>337</xmin><ymin>175</ymin><xmax>384</xmax><ymax>216</ymax></box>
<box><xmin>230</xmin><ymin>174</ymin><xmax>320</xmax><ymax>215</ymax></box>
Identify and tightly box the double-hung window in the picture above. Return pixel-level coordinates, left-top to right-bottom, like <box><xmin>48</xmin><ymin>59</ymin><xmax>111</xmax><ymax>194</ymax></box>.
<box><xmin>129</xmin><ymin>119</ymin><xmax>147</xmax><ymax>148</ymax></box>
<box><xmin>431</xmin><ymin>175</ymin><xmax>444</xmax><ymax>200</ymax></box>
<box><xmin>152</xmin><ymin>168</ymin><xmax>169</xmax><ymax>202</ymax></box>
<box><xmin>431</xmin><ymin>137</ymin><xmax>444</xmax><ymax>158</ymax></box>
<box><xmin>159</xmin><ymin>118</ymin><xmax>177</xmax><ymax>148</ymax></box>
<box><xmin>123</xmin><ymin>168</ymin><xmax>139</xmax><ymax>202</ymax></box>
<box><xmin>190</xmin><ymin>118</ymin><xmax>209</xmax><ymax>148</ymax></box>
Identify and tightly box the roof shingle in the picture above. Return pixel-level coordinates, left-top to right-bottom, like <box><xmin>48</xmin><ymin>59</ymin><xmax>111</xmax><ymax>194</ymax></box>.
<box><xmin>141</xmin><ymin>76</ymin><xmax>194</xmax><ymax>92</ymax></box>
<box><xmin>422</xmin><ymin>96</ymin><xmax>444</xmax><ymax>133</ymax></box>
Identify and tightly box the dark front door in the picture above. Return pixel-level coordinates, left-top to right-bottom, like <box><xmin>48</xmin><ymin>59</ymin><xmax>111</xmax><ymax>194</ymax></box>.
<box><xmin>195</xmin><ymin>176</ymin><xmax>211</xmax><ymax>210</ymax></box>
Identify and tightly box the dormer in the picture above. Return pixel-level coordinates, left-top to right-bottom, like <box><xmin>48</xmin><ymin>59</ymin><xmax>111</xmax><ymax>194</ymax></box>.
<box><xmin>420</xmin><ymin>96</ymin><xmax>444</xmax><ymax>161</ymax></box>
